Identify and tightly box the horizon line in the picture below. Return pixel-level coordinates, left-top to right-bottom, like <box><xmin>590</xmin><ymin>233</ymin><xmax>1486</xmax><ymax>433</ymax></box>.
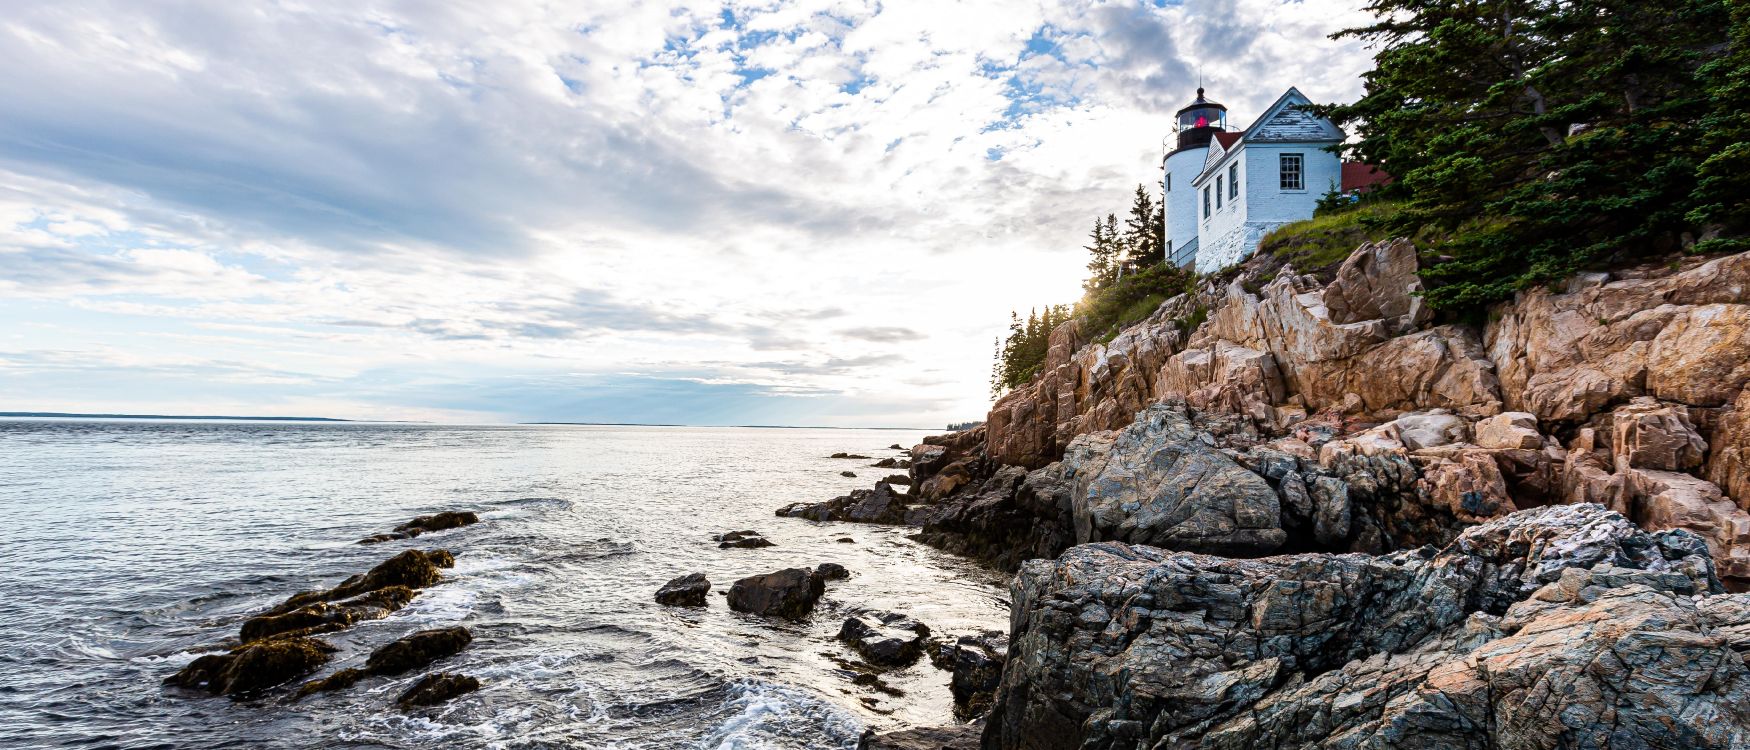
<box><xmin>0</xmin><ymin>411</ymin><xmax>950</xmax><ymax>431</ymax></box>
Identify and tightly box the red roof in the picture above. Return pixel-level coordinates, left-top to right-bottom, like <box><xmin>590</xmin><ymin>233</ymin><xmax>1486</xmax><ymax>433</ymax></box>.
<box><xmin>1213</xmin><ymin>131</ymin><xmax>1242</xmax><ymax>150</ymax></box>
<box><xmin>1342</xmin><ymin>162</ymin><xmax>1391</xmax><ymax>192</ymax></box>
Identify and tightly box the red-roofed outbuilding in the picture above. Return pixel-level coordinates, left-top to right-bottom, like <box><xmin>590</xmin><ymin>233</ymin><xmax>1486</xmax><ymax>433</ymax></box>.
<box><xmin>1342</xmin><ymin>162</ymin><xmax>1391</xmax><ymax>193</ymax></box>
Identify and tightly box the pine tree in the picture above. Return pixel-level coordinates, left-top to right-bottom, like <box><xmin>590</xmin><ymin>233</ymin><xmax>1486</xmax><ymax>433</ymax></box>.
<box><xmin>1123</xmin><ymin>185</ymin><xmax>1163</xmax><ymax>269</ymax></box>
<box><xmin>1104</xmin><ymin>213</ymin><xmax>1123</xmax><ymax>280</ymax></box>
<box><xmin>1325</xmin><ymin>0</ymin><xmax>1735</xmax><ymax>309</ymax></box>
<box><xmin>1084</xmin><ymin>218</ymin><xmax>1114</xmax><ymax>290</ymax></box>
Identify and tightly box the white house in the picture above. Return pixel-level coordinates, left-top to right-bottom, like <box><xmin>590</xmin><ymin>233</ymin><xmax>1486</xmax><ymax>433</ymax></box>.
<box><xmin>1163</xmin><ymin>87</ymin><xmax>1347</xmax><ymax>274</ymax></box>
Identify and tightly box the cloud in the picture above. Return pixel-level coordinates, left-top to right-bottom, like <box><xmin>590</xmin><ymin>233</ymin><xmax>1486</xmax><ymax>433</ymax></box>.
<box><xmin>0</xmin><ymin>0</ymin><xmax>1377</xmax><ymax>425</ymax></box>
<box><xmin>838</xmin><ymin>326</ymin><xmax>925</xmax><ymax>343</ymax></box>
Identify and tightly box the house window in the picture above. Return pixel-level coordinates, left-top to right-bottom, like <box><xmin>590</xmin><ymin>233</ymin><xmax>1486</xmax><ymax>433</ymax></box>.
<box><xmin>1228</xmin><ymin>163</ymin><xmax>1239</xmax><ymax>199</ymax></box>
<box><xmin>1165</xmin><ymin>174</ymin><xmax>1171</xmax><ymax>192</ymax></box>
<box><xmin>1216</xmin><ymin>176</ymin><xmax>1223</xmax><ymax>209</ymax></box>
<box><xmin>1280</xmin><ymin>153</ymin><xmax>1303</xmax><ymax>191</ymax></box>
<box><xmin>1202</xmin><ymin>186</ymin><xmax>1210</xmax><ymax>218</ymax></box>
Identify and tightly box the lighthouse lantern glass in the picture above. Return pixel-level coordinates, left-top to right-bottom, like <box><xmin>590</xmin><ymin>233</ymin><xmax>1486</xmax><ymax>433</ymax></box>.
<box><xmin>1178</xmin><ymin>106</ymin><xmax>1225</xmax><ymax>132</ymax></box>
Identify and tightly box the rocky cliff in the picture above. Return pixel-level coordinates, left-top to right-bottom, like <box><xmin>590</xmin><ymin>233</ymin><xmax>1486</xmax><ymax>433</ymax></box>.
<box><xmin>849</xmin><ymin>242</ymin><xmax>1750</xmax><ymax>750</ymax></box>
<box><xmin>977</xmin><ymin>241</ymin><xmax>1750</xmax><ymax>583</ymax></box>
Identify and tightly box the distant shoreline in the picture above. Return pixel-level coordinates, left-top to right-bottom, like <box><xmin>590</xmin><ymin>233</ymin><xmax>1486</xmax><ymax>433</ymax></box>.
<box><xmin>523</xmin><ymin>422</ymin><xmax>935</xmax><ymax>431</ymax></box>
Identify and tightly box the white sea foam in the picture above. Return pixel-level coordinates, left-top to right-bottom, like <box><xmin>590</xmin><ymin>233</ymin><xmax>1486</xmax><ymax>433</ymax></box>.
<box><xmin>701</xmin><ymin>679</ymin><xmax>861</xmax><ymax>750</ymax></box>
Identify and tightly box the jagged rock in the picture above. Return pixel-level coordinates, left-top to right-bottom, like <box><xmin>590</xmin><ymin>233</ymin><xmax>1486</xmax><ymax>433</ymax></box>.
<box><xmin>166</xmin><ymin>637</ymin><xmax>335</xmax><ymax>697</ymax></box>
<box><xmin>913</xmin><ymin>464</ymin><xmax>1073</xmax><ymax>571</ymax></box>
<box><xmin>840</xmin><ymin>470</ymin><xmax>857</xmax><ymax>477</ymax></box>
<box><xmin>838</xmin><ymin>610</ymin><xmax>931</xmax><ymax>667</ymax></box>
<box><xmin>1184</xmin><ymin>565</ymin><xmax>1750</xmax><ymax>749</ymax></box>
<box><xmin>1712</xmin><ymin>388</ymin><xmax>1750</xmax><ymax>510</ymax></box>
<box><xmin>1625</xmin><ymin>468</ymin><xmax>1750</xmax><ymax>580</ymax></box>
<box><xmin>830</xmin><ymin>452</ymin><xmax>872</xmax><ymax>459</ymax></box>
<box><xmin>871</xmin><ymin>457</ymin><xmax>902</xmax><ymax>468</ymax></box>
<box><xmin>1420</xmin><ymin>449</ymin><xmax>1518</xmax><ymax>524</ymax></box>
<box><xmin>365</xmin><ymin>627</ymin><xmax>472</xmax><ymax>676</ymax></box>
<box><xmin>931</xmin><ymin>631</ymin><xmax>1006</xmax><ymax>716</ymax></box>
<box><xmin>263</xmin><ymin>549</ymin><xmax>453</xmax><ymax>617</ymax></box>
<box><xmin>882</xmin><ymin>473</ymin><xmax>912</xmax><ymax>486</ymax></box>
<box><xmin>1612</xmin><ymin>396</ymin><xmax>1708</xmax><ymax>472</ymax></box>
<box><xmin>1154</xmin><ymin>340</ymin><xmax>1285</xmax><ymax>425</ymax></box>
<box><xmin>984</xmin><ymin>505</ymin><xmax>1727</xmax><ymax>750</ymax></box>
<box><xmin>654</xmin><ymin>573</ymin><xmax>710</xmax><ymax>606</ymax></box>
<box><xmin>1391</xmin><ymin>411</ymin><xmax>1469</xmax><ymax>451</ymax></box>
<box><xmin>396</xmin><ymin>672</ymin><xmax>480</xmax><ymax>708</ymax></box>
<box><xmin>918</xmin><ymin>460</ymin><xmax>976</xmax><ymax>501</ymax></box>
<box><xmin>1485</xmin><ymin>252</ymin><xmax>1750</xmax><ymax>426</ymax></box>
<box><xmin>858</xmin><ymin>724</ymin><xmax>981</xmax><ymax>750</ymax></box>
<box><xmin>239</xmin><ymin>585</ymin><xmax>416</xmax><ymax>643</ymax></box>
<box><xmin>726</xmin><ymin>568</ymin><xmax>825</xmax><ymax>620</ymax></box>
<box><xmin>814</xmin><ymin>562</ymin><xmax>849</xmax><ymax>580</ymax></box>
<box><xmin>1475</xmin><ymin>411</ymin><xmax>1544</xmax><ymax>450</ymax></box>
<box><xmin>776</xmin><ymin>482</ymin><xmax>910</xmax><ymax>525</ymax></box>
<box><xmin>888</xmin><ymin>443</ymin><xmax>904</xmax><ymax>450</ymax></box>
<box><xmin>1322</xmin><ymin>238</ymin><xmax>1425</xmax><ymax>325</ymax></box>
<box><xmin>985</xmin><ymin>241</ymin><xmax>1510</xmax><ymax>469</ymax></box>
<box><xmin>1064</xmin><ymin>403</ymin><xmax>1285</xmax><ymax>555</ymax></box>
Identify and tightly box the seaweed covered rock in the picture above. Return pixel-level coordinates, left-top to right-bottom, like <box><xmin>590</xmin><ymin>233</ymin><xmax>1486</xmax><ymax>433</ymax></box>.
<box><xmin>776</xmin><ymin>481</ymin><xmax>911</xmax><ymax>525</ymax></box>
<box><xmin>814</xmin><ymin>562</ymin><xmax>849</xmax><ymax>580</ymax></box>
<box><xmin>298</xmin><ymin>627</ymin><xmax>473</xmax><ymax>699</ymax></box>
<box><xmin>359</xmin><ymin>510</ymin><xmax>479</xmax><ymax>543</ymax></box>
<box><xmin>165</xmin><ymin>637</ymin><xmax>335</xmax><ymax>697</ymax></box>
<box><xmin>396</xmin><ymin>672</ymin><xmax>480</xmax><ymax>708</ymax></box>
<box><xmin>983</xmin><ymin>504</ymin><xmax>1729</xmax><ymax>750</ymax></box>
<box><xmin>726</xmin><ymin>568</ymin><xmax>825</xmax><ymax>620</ymax></box>
<box><xmin>265</xmin><ymin>549</ymin><xmax>453</xmax><ymax>616</ymax></box>
<box><xmin>714</xmin><ymin>530</ymin><xmax>774</xmax><ymax>549</ymax></box>
<box><xmin>654</xmin><ymin>573</ymin><xmax>711</xmax><ymax>606</ymax></box>
<box><xmin>239</xmin><ymin>586</ymin><xmax>416</xmax><ymax>643</ymax></box>
<box><xmin>365</xmin><ymin>627</ymin><xmax>472</xmax><ymax>675</ymax></box>
<box><xmin>838</xmin><ymin>610</ymin><xmax>931</xmax><ymax>667</ymax></box>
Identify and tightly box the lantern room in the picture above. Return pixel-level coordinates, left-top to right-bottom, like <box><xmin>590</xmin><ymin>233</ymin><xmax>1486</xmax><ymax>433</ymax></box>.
<box><xmin>1171</xmin><ymin>87</ymin><xmax>1228</xmax><ymax>151</ymax></box>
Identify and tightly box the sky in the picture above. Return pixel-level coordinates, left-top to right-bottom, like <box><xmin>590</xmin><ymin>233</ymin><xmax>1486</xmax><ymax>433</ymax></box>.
<box><xmin>0</xmin><ymin>0</ymin><xmax>1375</xmax><ymax>426</ymax></box>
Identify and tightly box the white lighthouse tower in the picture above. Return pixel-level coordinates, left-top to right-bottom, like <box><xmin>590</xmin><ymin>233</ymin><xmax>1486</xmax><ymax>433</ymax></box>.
<box><xmin>1163</xmin><ymin>88</ymin><xmax>1228</xmax><ymax>268</ymax></box>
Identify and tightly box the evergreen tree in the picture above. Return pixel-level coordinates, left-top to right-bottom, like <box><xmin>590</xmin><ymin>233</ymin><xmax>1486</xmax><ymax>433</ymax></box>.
<box><xmin>1691</xmin><ymin>0</ymin><xmax>1750</xmax><ymax>244</ymax></box>
<box><xmin>1325</xmin><ymin>0</ymin><xmax>1735</xmax><ymax>310</ymax></box>
<box><xmin>1123</xmin><ymin>185</ymin><xmax>1164</xmax><ymax>269</ymax></box>
<box><xmin>1084</xmin><ymin>218</ymin><xmax>1116</xmax><ymax>290</ymax></box>
<box><xmin>1104</xmin><ymin>213</ymin><xmax>1123</xmax><ymax>280</ymax></box>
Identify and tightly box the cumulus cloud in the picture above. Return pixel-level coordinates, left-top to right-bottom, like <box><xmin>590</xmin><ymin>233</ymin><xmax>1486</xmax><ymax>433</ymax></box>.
<box><xmin>0</xmin><ymin>0</ymin><xmax>1375</xmax><ymax>425</ymax></box>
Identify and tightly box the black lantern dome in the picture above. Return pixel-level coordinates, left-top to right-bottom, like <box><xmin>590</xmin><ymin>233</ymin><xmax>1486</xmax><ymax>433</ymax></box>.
<box><xmin>1170</xmin><ymin>87</ymin><xmax>1228</xmax><ymax>152</ymax></box>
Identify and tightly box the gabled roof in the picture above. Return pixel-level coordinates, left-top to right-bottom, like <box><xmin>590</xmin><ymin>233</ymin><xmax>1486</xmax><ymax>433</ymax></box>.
<box><xmin>1242</xmin><ymin>87</ymin><xmax>1344</xmax><ymax>144</ymax></box>
<box><xmin>1201</xmin><ymin>132</ymin><xmax>1234</xmax><ymax>172</ymax></box>
<box><xmin>1192</xmin><ymin>87</ymin><xmax>1344</xmax><ymax>187</ymax></box>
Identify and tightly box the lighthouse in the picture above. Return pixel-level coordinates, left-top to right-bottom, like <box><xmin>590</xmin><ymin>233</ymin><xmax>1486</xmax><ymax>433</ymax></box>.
<box><xmin>1163</xmin><ymin>88</ymin><xmax>1228</xmax><ymax>268</ymax></box>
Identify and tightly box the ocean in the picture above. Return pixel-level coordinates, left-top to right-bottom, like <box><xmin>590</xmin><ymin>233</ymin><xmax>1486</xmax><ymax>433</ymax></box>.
<box><xmin>0</xmin><ymin>420</ymin><xmax>1007</xmax><ymax>749</ymax></box>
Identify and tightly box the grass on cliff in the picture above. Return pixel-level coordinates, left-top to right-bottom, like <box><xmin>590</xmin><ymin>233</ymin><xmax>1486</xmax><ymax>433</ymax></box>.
<box><xmin>1257</xmin><ymin>199</ymin><xmax>1402</xmax><ymax>280</ymax></box>
<box><xmin>1080</xmin><ymin>262</ymin><xmax>1197</xmax><ymax>344</ymax></box>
